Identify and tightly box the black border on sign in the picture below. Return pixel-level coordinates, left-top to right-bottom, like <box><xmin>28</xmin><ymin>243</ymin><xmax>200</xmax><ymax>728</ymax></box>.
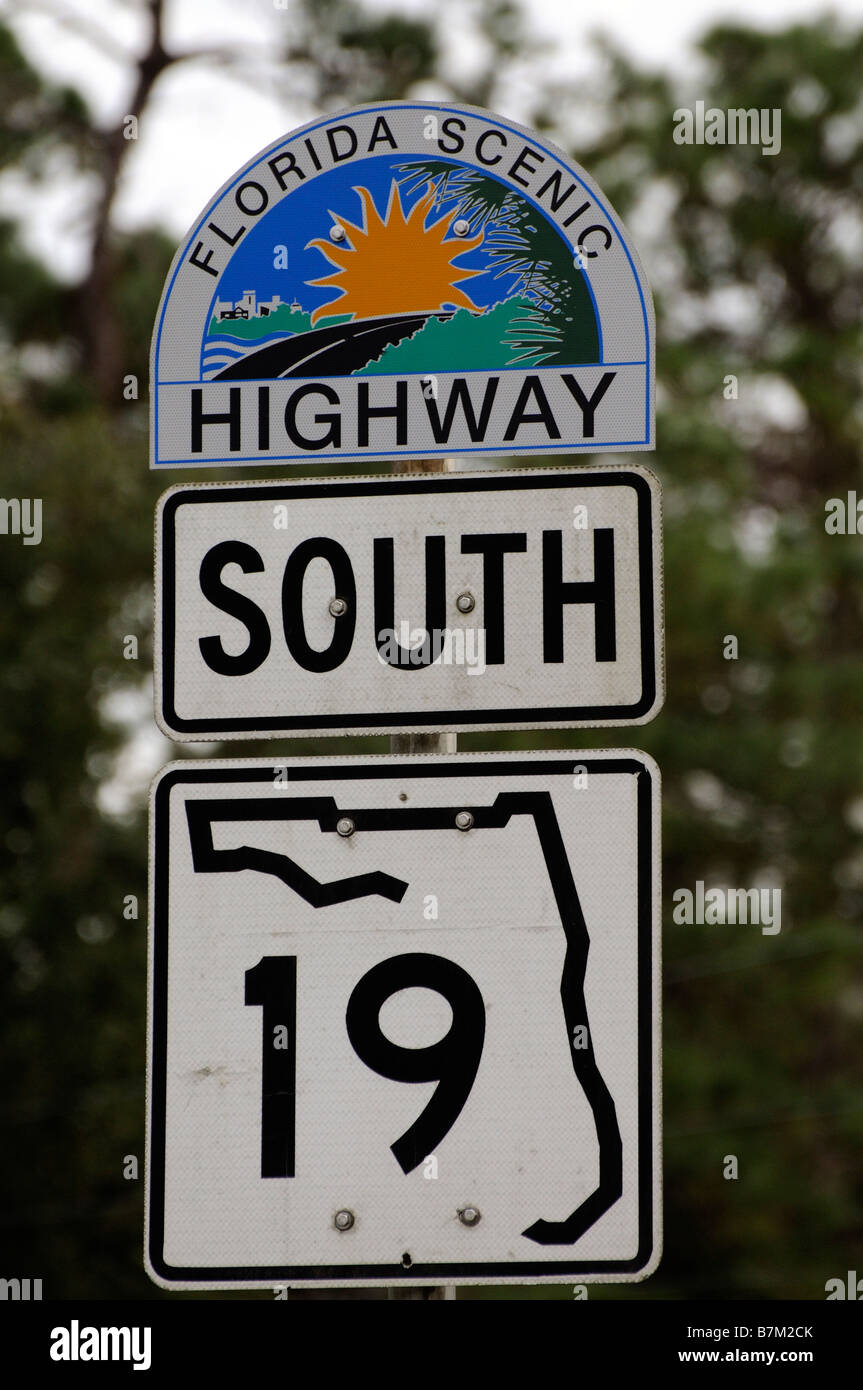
<box><xmin>147</xmin><ymin>756</ymin><xmax>656</xmax><ymax>1284</ymax></box>
<box><xmin>158</xmin><ymin>472</ymin><xmax>659</xmax><ymax>734</ymax></box>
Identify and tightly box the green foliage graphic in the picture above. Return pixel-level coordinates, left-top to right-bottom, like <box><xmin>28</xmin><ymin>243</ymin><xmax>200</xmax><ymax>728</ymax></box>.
<box><xmin>358</xmin><ymin>295</ymin><xmax>548</xmax><ymax>373</ymax></box>
<box><xmin>397</xmin><ymin>160</ymin><xmax>600</xmax><ymax>366</ymax></box>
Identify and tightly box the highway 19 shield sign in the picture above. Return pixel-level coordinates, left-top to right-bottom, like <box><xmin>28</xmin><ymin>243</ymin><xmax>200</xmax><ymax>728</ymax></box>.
<box><xmin>150</xmin><ymin>102</ymin><xmax>654</xmax><ymax>468</ymax></box>
<box><xmin>146</xmin><ymin>751</ymin><xmax>661</xmax><ymax>1289</ymax></box>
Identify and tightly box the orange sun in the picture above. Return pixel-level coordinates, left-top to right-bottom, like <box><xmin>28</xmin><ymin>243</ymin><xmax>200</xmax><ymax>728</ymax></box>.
<box><xmin>306</xmin><ymin>180</ymin><xmax>484</xmax><ymax>325</ymax></box>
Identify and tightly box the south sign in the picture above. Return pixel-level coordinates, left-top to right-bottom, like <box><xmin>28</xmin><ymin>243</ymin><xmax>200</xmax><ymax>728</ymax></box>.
<box><xmin>150</xmin><ymin>102</ymin><xmax>654</xmax><ymax>467</ymax></box>
<box><xmin>154</xmin><ymin>468</ymin><xmax>663</xmax><ymax>738</ymax></box>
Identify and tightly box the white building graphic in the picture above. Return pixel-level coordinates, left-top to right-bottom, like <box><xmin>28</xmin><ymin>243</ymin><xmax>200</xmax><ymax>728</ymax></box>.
<box><xmin>214</xmin><ymin>291</ymin><xmax>303</xmax><ymax>322</ymax></box>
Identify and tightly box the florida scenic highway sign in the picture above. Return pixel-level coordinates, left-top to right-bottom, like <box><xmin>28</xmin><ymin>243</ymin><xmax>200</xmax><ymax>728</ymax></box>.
<box><xmin>150</xmin><ymin>102</ymin><xmax>654</xmax><ymax>468</ymax></box>
<box><xmin>154</xmin><ymin>467</ymin><xmax>664</xmax><ymax>739</ymax></box>
<box><xmin>145</xmin><ymin>751</ymin><xmax>661</xmax><ymax>1289</ymax></box>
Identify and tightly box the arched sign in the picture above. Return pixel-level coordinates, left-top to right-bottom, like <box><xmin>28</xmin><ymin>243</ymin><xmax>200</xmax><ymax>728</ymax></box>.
<box><xmin>150</xmin><ymin>102</ymin><xmax>654</xmax><ymax>468</ymax></box>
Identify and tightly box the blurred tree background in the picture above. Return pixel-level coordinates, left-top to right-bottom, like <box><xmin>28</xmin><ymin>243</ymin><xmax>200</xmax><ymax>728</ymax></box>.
<box><xmin>0</xmin><ymin>0</ymin><xmax>861</xmax><ymax>1300</ymax></box>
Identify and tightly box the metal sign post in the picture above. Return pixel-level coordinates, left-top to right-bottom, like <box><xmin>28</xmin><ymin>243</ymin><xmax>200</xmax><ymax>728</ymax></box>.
<box><xmin>390</xmin><ymin>454</ymin><xmax>456</xmax><ymax>754</ymax></box>
<box><xmin>390</xmin><ymin>456</ymin><xmax>452</xmax><ymax>1303</ymax></box>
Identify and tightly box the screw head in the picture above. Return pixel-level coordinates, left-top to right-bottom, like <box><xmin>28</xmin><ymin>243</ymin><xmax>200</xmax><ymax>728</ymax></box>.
<box><xmin>334</xmin><ymin>1209</ymin><xmax>355</xmax><ymax>1231</ymax></box>
<box><xmin>455</xmin><ymin>591</ymin><xmax>475</xmax><ymax>614</ymax></box>
<box><xmin>328</xmin><ymin>596</ymin><xmax>348</xmax><ymax>618</ymax></box>
<box><xmin>330</xmin><ymin>223</ymin><xmax>346</xmax><ymax>242</ymax></box>
<box><xmin>453</xmin><ymin>218</ymin><xmax>470</xmax><ymax>236</ymax></box>
<box><xmin>455</xmin><ymin>810</ymin><xmax>474</xmax><ymax>832</ymax></box>
<box><xmin>336</xmin><ymin>817</ymin><xmax>355</xmax><ymax>838</ymax></box>
<box><xmin>458</xmin><ymin>1205</ymin><xmax>481</xmax><ymax>1226</ymax></box>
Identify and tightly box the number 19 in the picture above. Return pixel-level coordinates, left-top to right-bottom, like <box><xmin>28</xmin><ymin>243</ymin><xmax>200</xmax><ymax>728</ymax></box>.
<box><xmin>244</xmin><ymin>952</ymin><xmax>485</xmax><ymax>1177</ymax></box>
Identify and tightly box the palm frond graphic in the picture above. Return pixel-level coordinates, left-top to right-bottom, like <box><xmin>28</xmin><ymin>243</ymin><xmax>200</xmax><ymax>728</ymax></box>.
<box><xmin>394</xmin><ymin>161</ymin><xmax>600</xmax><ymax>366</ymax></box>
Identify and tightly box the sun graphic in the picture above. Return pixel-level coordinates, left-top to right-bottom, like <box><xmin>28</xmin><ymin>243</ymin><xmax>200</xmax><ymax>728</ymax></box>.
<box><xmin>306</xmin><ymin>180</ymin><xmax>484</xmax><ymax>325</ymax></box>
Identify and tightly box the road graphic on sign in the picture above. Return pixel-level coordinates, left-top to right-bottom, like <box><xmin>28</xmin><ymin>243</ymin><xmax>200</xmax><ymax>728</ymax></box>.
<box><xmin>215</xmin><ymin>312</ymin><xmax>453</xmax><ymax>380</ymax></box>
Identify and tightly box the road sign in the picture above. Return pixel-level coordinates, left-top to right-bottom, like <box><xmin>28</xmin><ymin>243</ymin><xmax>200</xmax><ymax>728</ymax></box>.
<box><xmin>150</xmin><ymin>101</ymin><xmax>654</xmax><ymax>468</ymax></box>
<box><xmin>155</xmin><ymin>466</ymin><xmax>663</xmax><ymax>739</ymax></box>
<box><xmin>146</xmin><ymin>750</ymin><xmax>661</xmax><ymax>1290</ymax></box>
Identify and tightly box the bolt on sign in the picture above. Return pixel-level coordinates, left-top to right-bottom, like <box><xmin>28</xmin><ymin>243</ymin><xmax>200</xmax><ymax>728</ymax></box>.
<box><xmin>145</xmin><ymin>751</ymin><xmax>661</xmax><ymax>1290</ymax></box>
<box><xmin>155</xmin><ymin>467</ymin><xmax>664</xmax><ymax>739</ymax></box>
<box><xmin>150</xmin><ymin>102</ymin><xmax>654</xmax><ymax>468</ymax></box>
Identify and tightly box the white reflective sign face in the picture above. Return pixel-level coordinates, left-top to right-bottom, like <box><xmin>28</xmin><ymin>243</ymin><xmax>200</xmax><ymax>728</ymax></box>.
<box><xmin>146</xmin><ymin>752</ymin><xmax>661</xmax><ymax>1289</ymax></box>
<box><xmin>150</xmin><ymin>101</ymin><xmax>654</xmax><ymax>468</ymax></box>
<box><xmin>155</xmin><ymin>468</ymin><xmax>663</xmax><ymax>738</ymax></box>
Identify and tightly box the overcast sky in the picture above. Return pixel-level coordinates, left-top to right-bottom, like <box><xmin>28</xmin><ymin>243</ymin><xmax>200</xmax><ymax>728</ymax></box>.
<box><xmin>0</xmin><ymin>0</ymin><xmax>856</xmax><ymax>278</ymax></box>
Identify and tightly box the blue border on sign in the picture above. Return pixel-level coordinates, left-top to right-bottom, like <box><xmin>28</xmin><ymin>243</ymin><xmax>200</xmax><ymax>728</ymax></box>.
<box><xmin>153</xmin><ymin>104</ymin><xmax>653</xmax><ymax>464</ymax></box>
<box><xmin>160</xmin><ymin>360</ymin><xmax>647</xmax><ymax>386</ymax></box>
<box><xmin>154</xmin><ymin>437</ymin><xmax>650</xmax><ymax>466</ymax></box>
